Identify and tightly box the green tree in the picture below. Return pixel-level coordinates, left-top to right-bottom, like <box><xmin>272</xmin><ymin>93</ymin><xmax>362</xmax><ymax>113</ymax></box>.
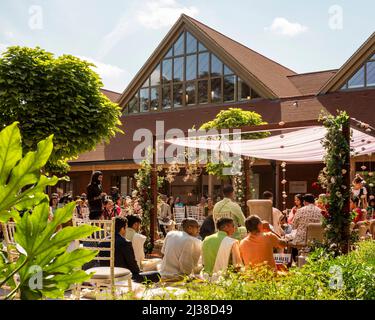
<box><xmin>0</xmin><ymin>122</ymin><xmax>99</xmax><ymax>299</ymax></box>
<box><xmin>200</xmin><ymin>108</ymin><xmax>269</xmax><ymax>179</ymax></box>
<box><xmin>0</xmin><ymin>46</ymin><xmax>123</xmax><ymax>173</ymax></box>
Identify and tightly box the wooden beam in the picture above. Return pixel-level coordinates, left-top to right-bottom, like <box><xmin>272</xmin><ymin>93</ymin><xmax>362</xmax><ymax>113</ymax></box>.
<box><xmin>150</xmin><ymin>135</ymin><xmax>158</xmax><ymax>246</ymax></box>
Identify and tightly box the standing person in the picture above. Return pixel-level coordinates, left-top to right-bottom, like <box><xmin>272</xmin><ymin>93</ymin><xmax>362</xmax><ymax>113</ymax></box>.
<box><xmin>240</xmin><ymin>215</ymin><xmax>287</xmax><ymax>271</ymax></box>
<box><xmin>160</xmin><ymin>218</ymin><xmax>202</xmax><ymax>281</ymax></box>
<box><xmin>197</xmin><ymin>196</ymin><xmax>207</xmax><ymax>211</ymax></box>
<box><xmin>167</xmin><ymin>196</ymin><xmax>175</xmax><ymax>209</ymax></box>
<box><xmin>288</xmin><ymin>194</ymin><xmax>303</xmax><ymax>224</ymax></box>
<box><xmin>158</xmin><ymin>195</ymin><xmax>174</xmax><ymax>236</ymax></box>
<box><xmin>352</xmin><ymin>175</ymin><xmax>368</xmax><ymax>209</ymax></box>
<box><xmin>213</xmin><ymin>185</ymin><xmax>246</xmax><ymax>240</ymax></box>
<box><xmin>49</xmin><ymin>193</ymin><xmax>59</xmax><ymax>220</ymax></box>
<box><xmin>87</xmin><ymin>171</ymin><xmax>105</xmax><ymax>220</ymax></box>
<box><xmin>202</xmin><ymin>218</ymin><xmax>242</xmax><ymax>275</ymax></box>
<box><xmin>291</xmin><ymin>194</ymin><xmax>323</xmax><ymax>246</ymax></box>
<box><xmin>262</xmin><ymin>191</ymin><xmax>284</xmax><ymax>236</ymax></box>
<box><xmin>367</xmin><ymin>197</ymin><xmax>375</xmax><ymax>220</ymax></box>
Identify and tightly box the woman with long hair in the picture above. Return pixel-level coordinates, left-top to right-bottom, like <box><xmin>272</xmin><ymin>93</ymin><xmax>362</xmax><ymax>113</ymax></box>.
<box><xmin>87</xmin><ymin>171</ymin><xmax>104</xmax><ymax>220</ymax></box>
<box><xmin>288</xmin><ymin>194</ymin><xmax>303</xmax><ymax>224</ymax></box>
<box><xmin>352</xmin><ymin>175</ymin><xmax>368</xmax><ymax>209</ymax></box>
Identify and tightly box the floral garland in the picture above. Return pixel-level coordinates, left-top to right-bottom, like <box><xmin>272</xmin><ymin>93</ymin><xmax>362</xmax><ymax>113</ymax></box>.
<box><xmin>319</xmin><ymin>111</ymin><xmax>351</xmax><ymax>253</ymax></box>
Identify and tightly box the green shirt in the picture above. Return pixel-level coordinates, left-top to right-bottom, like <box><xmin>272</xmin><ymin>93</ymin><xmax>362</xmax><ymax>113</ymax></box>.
<box><xmin>202</xmin><ymin>231</ymin><xmax>227</xmax><ymax>274</ymax></box>
<box><xmin>213</xmin><ymin>198</ymin><xmax>246</xmax><ymax>240</ymax></box>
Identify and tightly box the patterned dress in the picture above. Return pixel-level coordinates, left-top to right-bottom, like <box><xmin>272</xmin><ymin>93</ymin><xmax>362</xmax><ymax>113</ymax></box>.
<box><xmin>292</xmin><ymin>204</ymin><xmax>322</xmax><ymax>245</ymax></box>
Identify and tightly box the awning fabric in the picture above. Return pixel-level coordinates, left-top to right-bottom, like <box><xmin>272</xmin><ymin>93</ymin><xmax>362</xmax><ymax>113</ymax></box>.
<box><xmin>166</xmin><ymin>126</ymin><xmax>375</xmax><ymax>163</ymax></box>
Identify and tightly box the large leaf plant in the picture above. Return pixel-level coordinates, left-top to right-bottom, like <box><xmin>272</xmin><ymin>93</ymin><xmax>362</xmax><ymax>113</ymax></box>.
<box><xmin>0</xmin><ymin>122</ymin><xmax>99</xmax><ymax>299</ymax></box>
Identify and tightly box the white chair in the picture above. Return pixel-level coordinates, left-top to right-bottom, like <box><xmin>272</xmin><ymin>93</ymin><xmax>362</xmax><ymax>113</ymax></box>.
<box><xmin>186</xmin><ymin>206</ymin><xmax>199</xmax><ymax>220</ymax></box>
<box><xmin>173</xmin><ymin>207</ymin><xmax>186</xmax><ymax>229</ymax></box>
<box><xmin>247</xmin><ymin>200</ymin><xmax>273</xmax><ymax>223</ymax></box>
<box><xmin>73</xmin><ymin>218</ymin><xmax>132</xmax><ymax>299</ymax></box>
<box><xmin>2</xmin><ymin>221</ymin><xmax>18</xmax><ymax>262</ymax></box>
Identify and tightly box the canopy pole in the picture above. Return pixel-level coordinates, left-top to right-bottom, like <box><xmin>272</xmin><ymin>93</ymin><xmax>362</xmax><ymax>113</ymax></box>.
<box><xmin>243</xmin><ymin>156</ymin><xmax>251</xmax><ymax>216</ymax></box>
<box><xmin>150</xmin><ymin>135</ymin><xmax>158</xmax><ymax>247</ymax></box>
<box><xmin>342</xmin><ymin>119</ymin><xmax>351</xmax><ymax>254</ymax></box>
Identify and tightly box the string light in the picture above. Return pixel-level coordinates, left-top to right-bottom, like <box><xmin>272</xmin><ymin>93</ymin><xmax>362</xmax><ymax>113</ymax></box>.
<box><xmin>280</xmin><ymin>161</ymin><xmax>287</xmax><ymax>211</ymax></box>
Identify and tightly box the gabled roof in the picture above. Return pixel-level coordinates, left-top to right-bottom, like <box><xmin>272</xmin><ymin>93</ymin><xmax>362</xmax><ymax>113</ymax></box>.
<box><xmin>319</xmin><ymin>32</ymin><xmax>375</xmax><ymax>94</ymax></box>
<box><xmin>117</xmin><ymin>14</ymin><xmax>301</xmax><ymax>106</ymax></box>
<box><xmin>184</xmin><ymin>15</ymin><xmax>301</xmax><ymax>98</ymax></box>
<box><xmin>100</xmin><ymin>88</ymin><xmax>121</xmax><ymax>103</ymax></box>
<box><xmin>288</xmin><ymin>70</ymin><xmax>337</xmax><ymax>96</ymax></box>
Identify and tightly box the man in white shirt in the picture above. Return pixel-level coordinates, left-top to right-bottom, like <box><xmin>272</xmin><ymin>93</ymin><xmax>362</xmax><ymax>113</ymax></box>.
<box><xmin>125</xmin><ymin>214</ymin><xmax>146</xmax><ymax>269</ymax></box>
<box><xmin>160</xmin><ymin>218</ymin><xmax>202</xmax><ymax>281</ymax></box>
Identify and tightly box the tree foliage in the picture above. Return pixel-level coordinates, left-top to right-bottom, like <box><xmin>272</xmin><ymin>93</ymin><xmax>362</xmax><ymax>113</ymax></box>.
<box><xmin>199</xmin><ymin>108</ymin><xmax>270</xmax><ymax>179</ymax></box>
<box><xmin>0</xmin><ymin>122</ymin><xmax>99</xmax><ymax>299</ymax></box>
<box><xmin>0</xmin><ymin>46</ymin><xmax>123</xmax><ymax>173</ymax></box>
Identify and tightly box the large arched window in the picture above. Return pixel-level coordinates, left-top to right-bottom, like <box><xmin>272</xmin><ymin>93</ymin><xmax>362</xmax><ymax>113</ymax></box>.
<box><xmin>125</xmin><ymin>31</ymin><xmax>261</xmax><ymax>114</ymax></box>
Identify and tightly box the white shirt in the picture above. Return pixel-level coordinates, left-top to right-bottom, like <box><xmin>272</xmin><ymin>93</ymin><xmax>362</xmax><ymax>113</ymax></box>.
<box><xmin>125</xmin><ymin>227</ymin><xmax>146</xmax><ymax>269</ymax></box>
<box><xmin>160</xmin><ymin>231</ymin><xmax>202</xmax><ymax>278</ymax></box>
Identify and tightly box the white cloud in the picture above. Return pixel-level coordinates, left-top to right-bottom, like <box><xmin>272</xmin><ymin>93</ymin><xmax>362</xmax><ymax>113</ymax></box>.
<box><xmin>265</xmin><ymin>17</ymin><xmax>308</xmax><ymax>37</ymax></box>
<box><xmin>136</xmin><ymin>0</ymin><xmax>199</xmax><ymax>29</ymax></box>
<box><xmin>79</xmin><ymin>56</ymin><xmax>128</xmax><ymax>92</ymax></box>
<box><xmin>97</xmin><ymin>0</ymin><xmax>199</xmax><ymax>59</ymax></box>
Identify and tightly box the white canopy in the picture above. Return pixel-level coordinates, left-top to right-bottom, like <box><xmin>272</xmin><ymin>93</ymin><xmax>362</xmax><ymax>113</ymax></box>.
<box><xmin>166</xmin><ymin>126</ymin><xmax>375</xmax><ymax>163</ymax></box>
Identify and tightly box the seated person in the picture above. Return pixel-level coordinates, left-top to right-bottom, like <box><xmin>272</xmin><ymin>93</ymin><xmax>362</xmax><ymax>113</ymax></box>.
<box><xmin>160</xmin><ymin>218</ymin><xmax>202</xmax><ymax>281</ymax></box>
<box><xmin>240</xmin><ymin>215</ymin><xmax>287</xmax><ymax>271</ymax></box>
<box><xmin>202</xmin><ymin>217</ymin><xmax>242</xmax><ymax>275</ymax></box>
<box><xmin>199</xmin><ymin>214</ymin><xmax>215</xmax><ymax>240</ymax></box>
<box><xmin>125</xmin><ymin>214</ymin><xmax>147</xmax><ymax>269</ymax></box>
<box><xmin>100</xmin><ymin>217</ymin><xmax>160</xmax><ymax>283</ymax></box>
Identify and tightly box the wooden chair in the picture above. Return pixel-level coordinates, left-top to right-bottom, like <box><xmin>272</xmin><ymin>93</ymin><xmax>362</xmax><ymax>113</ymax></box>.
<box><xmin>73</xmin><ymin>218</ymin><xmax>132</xmax><ymax>299</ymax></box>
<box><xmin>370</xmin><ymin>220</ymin><xmax>375</xmax><ymax>239</ymax></box>
<box><xmin>247</xmin><ymin>200</ymin><xmax>273</xmax><ymax>223</ymax></box>
<box><xmin>173</xmin><ymin>207</ymin><xmax>186</xmax><ymax>230</ymax></box>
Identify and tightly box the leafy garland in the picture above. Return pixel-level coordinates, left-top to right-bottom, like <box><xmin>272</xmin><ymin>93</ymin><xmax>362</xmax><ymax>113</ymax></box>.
<box><xmin>319</xmin><ymin>111</ymin><xmax>351</xmax><ymax>254</ymax></box>
<box><xmin>134</xmin><ymin>158</ymin><xmax>163</xmax><ymax>253</ymax></box>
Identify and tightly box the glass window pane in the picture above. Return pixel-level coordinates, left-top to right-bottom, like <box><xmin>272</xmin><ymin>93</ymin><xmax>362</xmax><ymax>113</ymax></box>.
<box><xmin>366</xmin><ymin>61</ymin><xmax>375</xmax><ymax>86</ymax></box>
<box><xmin>348</xmin><ymin>66</ymin><xmax>365</xmax><ymax>89</ymax></box>
<box><xmin>340</xmin><ymin>82</ymin><xmax>348</xmax><ymax>90</ymax></box>
<box><xmin>150</xmin><ymin>64</ymin><xmax>161</xmax><ymax>86</ymax></box>
<box><xmin>165</xmin><ymin>47</ymin><xmax>173</xmax><ymax>58</ymax></box>
<box><xmin>150</xmin><ymin>87</ymin><xmax>159</xmax><ymax>111</ymax></box>
<box><xmin>162</xmin><ymin>59</ymin><xmax>172</xmax><ymax>83</ymax></box>
<box><xmin>173</xmin><ymin>57</ymin><xmax>184</xmax><ymax>82</ymax></box>
<box><xmin>211</xmin><ymin>54</ymin><xmax>222</xmax><ymax>77</ymax></box>
<box><xmin>128</xmin><ymin>95</ymin><xmax>139</xmax><ymax>114</ymax></box>
<box><xmin>173</xmin><ymin>83</ymin><xmax>183</xmax><ymax>108</ymax></box>
<box><xmin>224</xmin><ymin>65</ymin><xmax>233</xmax><ymax>75</ymax></box>
<box><xmin>198</xmin><ymin>80</ymin><xmax>208</xmax><ymax>104</ymax></box>
<box><xmin>186</xmin><ymin>54</ymin><xmax>197</xmax><ymax>81</ymax></box>
<box><xmin>238</xmin><ymin>78</ymin><xmax>251</xmax><ymax>100</ymax></box>
<box><xmin>162</xmin><ymin>85</ymin><xmax>172</xmax><ymax>109</ymax></box>
<box><xmin>198</xmin><ymin>42</ymin><xmax>207</xmax><ymax>52</ymax></box>
<box><xmin>140</xmin><ymin>88</ymin><xmax>149</xmax><ymax>112</ymax></box>
<box><xmin>142</xmin><ymin>77</ymin><xmax>149</xmax><ymax>88</ymax></box>
<box><xmin>186</xmin><ymin>32</ymin><xmax>197</xmax><ymax>54</ymax></box>
<box><xmin>174</xmin><ymin>33</ymin><xmax>184</xmax><ymax>56</ymax></box>
<box><xmin>198</xmin><ymin>52</ymin><xmax>209</xmax><ymax>78</ymax></box>
<box><xmin>186</xmin><ymin>82</ymin><xmax>196</xmax><ymax>105</ymax></box>
<box><xmin>211</xmin><ymin>78</ymin><xmax>222</xmax><ymax>103</ymax></box>
<box><xmin>224</xmin><ymin>75</ymin><xmax>235</xmax><ymax>102</ymax></box>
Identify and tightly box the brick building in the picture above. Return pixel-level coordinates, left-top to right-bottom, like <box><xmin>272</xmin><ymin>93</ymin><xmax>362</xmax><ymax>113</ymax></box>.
<box><xmin>65</xmin><ymin>15</ymin><xmax>375</xmax><ymax>208</ymax></box>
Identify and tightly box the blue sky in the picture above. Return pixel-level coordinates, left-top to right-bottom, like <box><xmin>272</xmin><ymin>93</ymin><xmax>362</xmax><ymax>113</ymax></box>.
<box><xmin>0</xmin><ymin>0</ymin><xmax>374</xmax><ymax>92</ymax></box>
